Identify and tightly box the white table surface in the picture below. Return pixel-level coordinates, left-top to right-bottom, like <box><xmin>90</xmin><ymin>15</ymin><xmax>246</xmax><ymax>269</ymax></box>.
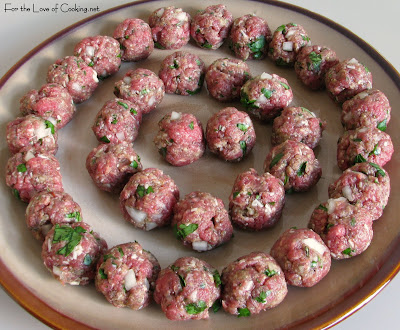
<box><xmin>0</xmin><ymin>0</ymin><xmax>399</xmax><ymax>328</ymax></box>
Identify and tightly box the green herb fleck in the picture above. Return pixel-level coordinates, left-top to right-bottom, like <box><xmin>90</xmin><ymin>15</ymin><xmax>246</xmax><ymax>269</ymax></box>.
<box><xmin>240</xmin><ymin>140</ymin><xmax>247</xmax><ymax>155</ymax></box>
<box><xmin>117</xmin><ymin>101</ymin><xmax>129</xmax><ymax>109</ymax></box>
<box><xmin>154</xmin><ymin>42</ymin><xmax>165</xmax><ymax>49</ymax></box>
<box><xmin>265</xmin><ymin>269</ymin><xmax>277</xmax><ymax>277</ymax></box>
<box><xmin>240</xmin><ymin>92</ymin><xmax>258</xmax><ymax>109</ymax></box>
<box><xmin>237</xmin><ymin>123</ymin><xmax>248</xmax><ymax>133</ymax></box>
<box><xmin>83</xmin><ymin>254</ymin><xmax>92</xmax><ymax>266</ymax></box>
<box><xmin>212</xmin><ymin>300</ymin><xmax>222</xmax><ymax>313</ymax></box>
<box><xmin>45</xmin><ymin>120</ymin><xmax>55</xmax><ymax>134</ymax></box>
<box><xmin>233</xmin><ymin>191</ymin><xmax>240</xmax><ymax>198</ymax></box>
<box><xmin>302</xmin><ymin>35</ymin><xmax>310</xmax><ymax>42</ymax></box>
<box><xmin>174</xmin><ymin>223</ymin><xmax>199</xmax><ymax>240</ymax></box>
<box><xmin>354</xmin><ymin>154</ymin><xmax>367</xmax><ymax>164</ymax></box>
<box><xmin>308</xmin><ymin>51</ymin><xmax>322</xmax><ymax>72</ymax></box>
<box><xmin>352</xmin><ymin>138</ymin><xmax>362</xmax><ymax>142</ymax></box>
<box><xmin>100</xmin><ymin>136</ymin><xmax>110</xmax><ymax>143</ymax></box>
<box><xmin>88</xmin><ymin>61</ymin><xmax>94</xmax><ymax>67</ymax></box>
<box><xmin>369</xmin><ymin>144</ymin><xmax>380</xmax><ymax>156</ymax></box>
<box><xmin>276</xmin><ymin>24</ymin><xmax>286</xmax><ymax>33</ymax></box>
<box><xmin>178</xmin><ymin>274</ymin><xmax>186</xmax><ymax>287</ymax></box>
<box><xmin>269</xmin><ymin>153</ymin><xmax>284</xmax><ymax>169</ymax></box>
<box><xmin>297</xmin><ymin>162</ymin><xmax>307</xmax><ymax>176</ymax></box>
<box><xmin>279</xmin><ymin>82</ymin><xmax>290</xmax><ymax>90</ymax></box>
<box><xmin>248</xmin><ymin>35</ymin><xmax>266</xmax><ymax>59</ymax></box>
<box><xmin>237</xmin><ymin>307</ymin><xmax>251</xmax><ymax>317</ymax></box>
<box><xmin>99</xmin><ymin>268</ymin><xmax>107</xmax><ymax>279</ymax></box>
<box><xmin>130</xmin><ymin>160</ymin><xmax>139</xmax><ymax>169</ymax></box>
<box><xmin>171</xmin><ymin>265</ymin><xmax>179</xmax><ymax>272</ymax></box>
<box><xmin>130</xmin><ymin>108</ymin><xmax>137</xmax><ymax>115</ymax></box>
<box><xmin>118</xmin><ymin>247</ymin><xmax>124</xmax><ymax>256</ymax></box>
<box><xmin>317</xmin><ymin>204</ymin><xmax>328</xmax><ymax>212</ymax></box>
<box><xmin>364</xmin><ymin>65</ymin><xmax>370</xmax><ymax>73</ymax></box>
<box><xmin>311</xmin><ymin>260</ymin><xmax>317</xmax><ymax>268</ymax></box>
<box><xmin>261</xmin><ymin>87</ymin><xmax>273</xmax><ymax>99</ymax></box>
<box><xmin>159</xmin><ymin>147</ymin><xmax>167</xmax><ymax>158</ymax></box>
<box><xmin>111</xmin><ymin>115</ymin><xmax>118</xmax><ymax>124</ymax></box>
<box><xmin>66</xmin><ymin>211</ymin><xmax>81</xmax><ymax>222</ymax></box>
<box><xmin>213</xmin><ymin>270</ymin><xmax>221</xmax><ymax>287</ymax></box>
<box><xmin>169</xmin><ymin>59</ymin><xmax>179</xmax><ymax>69</ymax></box>
<box><xmin>350</xmin><ymin>217</ymin><xmax>356</xmax><ymax>227</ymax></box>
<box><xmin>377</xmin><ymin>119</ymin><xmax>387</xmax><ymax>131</ymax></box>
<box><xmin>12</xmin><ymin>189</ymin><xmax>20</xmax><ymax>200</ymax></box>
<box><xmin>369</xmin><ymin>162</ymin><xmax>385</xmax><ymax>177</ymax></box>
<box><xmin>342</xmin><ymin>248</ymin><xmax>354</xmax><ymax>256</ymax></box>
<box><xmin>196</xmin><ymin>59</ymin><xmax>202</xmax><ymax>66</ymax></box>
<box><xmin>189</xmin><ymin>121</ymin><xmax>194</xmax><ymax>130</ymax></box>
<box><xmin>284</xmin><ymin>173</ymin><xmax>289</xmax><ymax>185</ymax></box>
<box><xmin>17</xmin><ymin>164</ymin><xmax>27</xmax><ymax>173</ymax></box>
<box><xmin>202</xmin><ymin>42</ymin><xmax>213</xmax><ymax>49</ymax></box>
<box><xmin>185</xmin><ymin>300</ymin><xmax>207</xmax><ymax>315</ymax></box>
<box><xmin>136</xmin><ymin>185</ymin><xmax>154</xmax><ymax>198</ymax></box>
<box><xmin>52</xmin><ymin>224</ymin><xmax>86</xmax><ymax>257</ymax></box>
<box><xmin>254</xmin><ymin>291</ymin><xmax>270</xmax><ymax>303</ymax></box>
<box><xmin>305</xmin><ymin>246</ymin><xmax>310</xmax><ymax>257</ymax></box>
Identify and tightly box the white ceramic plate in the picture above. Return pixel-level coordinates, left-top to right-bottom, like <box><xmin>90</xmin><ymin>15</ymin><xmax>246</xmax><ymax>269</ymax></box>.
<box><xmin>0</xmin><ymin>0</ymin><xmax>399</xmax><ymax>328</ymax></box>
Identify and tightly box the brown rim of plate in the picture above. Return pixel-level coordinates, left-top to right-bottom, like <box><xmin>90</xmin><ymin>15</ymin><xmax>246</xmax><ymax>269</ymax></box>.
<box><xmin>0</xmin><ymin>0</ymin><xmax>399</xmax><ymax>329</ymax></box>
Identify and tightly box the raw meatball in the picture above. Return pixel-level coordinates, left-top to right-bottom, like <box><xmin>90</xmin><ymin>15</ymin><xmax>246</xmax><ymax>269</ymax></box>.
<box><xmin>190</xmin><ymin>4</ymin><xmax>233</xmax><ymax>49</ymax></box>
<box><xmin>120</xmin><ymin>168</ymin><xmax>179</xmax><ymax>231</ymax></box>
<box><xmin>240</xmin><ymin>72</ymin><xmax>293</xmax><ymax>121</ymax></box>
<box><xmin>172</xmin><ymin>191</ymin><xmax>233</xmax><ymax>252</ymax></box>
<box><xmin>270</xmin><ymin>228</ymin><xmax>331</xmax><ymax>287</ymax></box>
<box><xmin>206</xmin><ymin>107</ymin><xmax>256</xmax><ymax>162</ymax></box>
<box><xmin>271</xmin><ymin>106</ymin><xmax>326</xmax><ymax>149</ymax></box>
<box><xmin>229</xmin><ymin>14</ymin><xmax>272</xmax><ymax>60</ymax></box>
<box><xmin>294</xmin><ymin>45</ymin><xmax>339</xmax><ymax>90</ymax></box>
<box><xmin>269</xmin><ymin>23</ymin><xmax>311</xmax><ymax>66</ymax></box>
<box><xmin>114</xmin><ymin>68</ymin><xmax>164</xmax><ymax>115</ymax></box>
<box><xmin>42</xmin><ymin>222</ymin><xmax>107</xmax><ymax>285</ymax></box>
<box><xmin>149</xmin><ymin>6</ymin><xmax>191</xmax><ymax>50</ymax></box>
<box><xmin>113</xmin><ymin>18</ymin><xmax>154</xmax><ymax>62</ymax></box>
<box><xmin>26</xmin><ymin>191</ymin><xmax>82</xmax><ymax>241</ymax></box>
<box><xmin>336</xmin><ymin>127</ymin><xmax>393</xmax><ymax>171</ymax></box>
<box><xmin>221</xmin><ymin>252</ymin><xmax>287</xmax><ymax>317</ymax></box>
<box><xmin>264</xmin><ymin>140</ymin><xmax>322</xmax><ymax>193</ymax></box>
<box><xmin>229</xmin><ymin>168</ymin><xmax>285</xmax><ymax>230</ymax></box>
<box><xmin>205</xmin><ymin>58</ymin><xmax>251</xmax><ymax>102</ymax></box>
<box><xmin>73</xmin><ymin>35</ymin><xmax>121</xmax><ymax>78</ymax></box>
<box><xmin>154</xmin><ymin>256</ymin><xmax>221</xmax><ymax>320</ymax></box>
<box><xmin>325</xmin><ymin>58</ymin><xmax>373</xmax><ymax>103</ymax></box>
<box><xmin>95</xmin><ymin>242</ymin><xmax>160</xmax><ymax>310</ymax></box>
<box><xmin>5</xmin><ymin>148</ymin><xmax>64</xmax><ymax>203</ymax></box>
<box><xmin>86</xmin><ymin>142</ymin><xmax>142</xmax><ymax>194</ymax></box>
<box><xmin>6</xmin><ymin>115</ymin><xmax>58</xmax><ymax>155</ymax></box>
<box><xmin>92</xmin><ymin>98</ymin><xmax>142</xmax><ymax>145</ymax></box>
<box><xmin>308</xmin><ymin>197</ymin><xmax>373</xmax><ymax>260</ymax></box>
<box><xmin>158</xmin><ymin>51</ymin><xmax>205</xmax><ymax>95</ymax></box>
<box><xmin>153</xmin><ymin>112</ymin><xmax>205</xmax><ymax>167</ymax></box>
<box><xmin>46</xmin><ymin>56</ymin><xmax>99</xmax><ymax>103</ymax></box>
<box><xmin>341</xmin><ymin>89</ymin><xmax>391</xmax><ymax>130</ymax></box>
<box><xmin>328</xmin><ymin>162</ymin><xmax>390</xmax><ymax>221</ymax></box>
<box><xmin>19</xmin><ymin>83</ymin><xmax>76</xmax><ymax>129</ymax></box>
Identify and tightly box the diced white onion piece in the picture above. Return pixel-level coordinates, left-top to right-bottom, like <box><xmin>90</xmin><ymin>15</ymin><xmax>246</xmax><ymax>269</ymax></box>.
<box><xmin>85</xmin><ymin>46</ymin><xmax>95</xmax><ymax>57</ymax></box>
<box><xmin>192</xmin><ymin>240</ymin><xmax>210</xmax><ymax>252</ymax></box>
<box><xmin>52</xmin><ymin>266</ymin><xmax>61</xmax><ymax>276</ymax></box>
<box><xmin>260</xmin><ymin>72</ymin><xmax>272</xmax><ymax>80</ymax></box>
<box><xmin>41</xmin><ymin>223</ymin><xmax>53</xmax><ymax>236</ymax></box>
<box><xmin>125</xmin><ymin>206</ymin><xmax>147</xmax><ymax>225</ymax></box>
<box><xmin>327</xmin><ymin>199</ymin><xmax>336</xmax><ymax>215</ymax></box>
<box><xmin>264</xmin><ymin>202</ymin><xmax>272</xmax><ymax>214</ymax></box>
<box><xmin>285</xmin><ymin>30</ymin><xmax>296</xmax><ymax>38</ymax></box>
<box><xmin>358</xmin><ymin>91</ymin><xmax>369</xmax><ymax>99</ymax></box>
<box><xmin>124</xmin><ymin>269</ymin><xmax>137</xmax><ymax>291</ymax></box>
<box><xmin>116</xmin><ymin>131</ymin><xmax>125</xmax><ymax>141</ymax></box>
<box><xmin>72</xmin><ymin>245</ymin><xmax>83</xmax><ymax>260</ymax></box>
<box><xmin>170</xmin><ymin>111</ymin><xmax>181</xmax><ymax>120</ymax></box>
<box><xmin>47</xmin><ymin>117</ymin><xmax>57</xmax><ymax>126</ymax></box>
<box><xmin>70</xmin><ymin>281</ymin><xmax>80</xmax><ymax>286</ymax></box>
<box><xmin>282</xmin><ymin>41</ymin><xmax>293</xmax><ymax>51</ymax></box>
<box><xmin>256</xmin><ymin>94</ymin><xmax>268</xmax><ymax>105</ymax></box>
<box><xmin>346</xmin><ymin>65</ymin><xmax>356</xmax><ymax>70</ymax></box>
<box><xmin>145</xmin><ymin>222</ymin><xmax>158</xmax><ymax>231</ymax></box>
<box><xmin>144</xmin><ymin>278</ymin><xmax>150</xmax><ymax>290</ymax></box>
<box><xmin>342</xmin><ymin>186</ymin><xmax>354</xmax><ymax>202</ymax></box>
<box><xmin>35</xmin><ymin>122</ymin><xmax>52</xmax><ymax>140</ymax></box>
<box><xmin>37</xmin><ymin>154</ymin><xmax>50</xmax><ymax>160</ymax></box>
<box><xmin>47</xmin><ymin>238</ymin><xmax>52</xmax><ymax>252</ymax></box>
<box><xmin>242</xmin><ymin>281</ymin><xmax>253</xmax><ymax>291</ymax></box>
<box><xmin>92</xmin><ymin>71</ymin><xmax>99</xmax><ymax>83</ymax></box>
<box><xmin>25</xmin><ymin>150</ymin><xmax>35</xmax><ymax>162</ymax></box>
<box><xmin>303</xmin><ymin>238</ymin><xmax>327</xmax><ymax>255</ymax></box>
<box><xmin>176</xmin><ymin>12</ymin><xmax>188</xmax><ymax>22</ymax></box>
<box><xmin>72</xmin><ymin>82</ymin><xmax>82</xmax><ymax>91</ymax></box>
<box><xmin>148</xmin><ymin>96</ymin><xmax>156</xmax><ymax>107</ymax></box>
<box><xmin>157</xmin><ymin>7</ymin><xmax>164</xmax><ymax>16</ymax></box>
<box><xmin>246</xmin><ymin>207</ymin><xmax>255</xmax><ymax>216</ymax></box>
<box><xmin>123</xmin><ymin>76</ymin><xmax>132</xmax><ymax>84</ymax></box>
<box><xmin>251</xmin><ymin>199</ymin><xmax>263</xmax><ymax>208</ymax></box>
<box><xmin>358</xmin><ymin>127</ymin><xmax>368</xmax><ymax>133</ymax></box>
<box><xmin>348</xmin><ymin>58</ymin><xmax>358</xmax><ymax>64</ymax></box>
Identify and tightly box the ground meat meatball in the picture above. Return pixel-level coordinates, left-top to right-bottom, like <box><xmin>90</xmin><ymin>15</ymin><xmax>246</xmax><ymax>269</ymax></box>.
<box><xmin>86</xmin><ymin>142</ymin><xmax>142</xmax><ymax>194</ymax></box>
<box><xmin>25</xmin><ymin>191</ymin><xmax>82</xmax><ymax>241</ymax></box>
<box><xmin>328</xmin><ymin>162</ymin><xmax>390</xmax><ymax>221</ymax></box>
<box><xmin>5</xmin><ymin>148</ymin><xmax>64</xmax><ymax>203</ymax></box>
<box><xmin>158</xmin><ymin>51</ymin><xmax>205</xmax><ymax>95</ymax></box>
<box><xmin>95</xmin><ymin>242</ymin><xmax>160</xmax><ymax>310</ymax></box>
<box><xmin>120</xmin><ymin>168</ymin><xmax>179</xmax><ymax>231</ymax></box>
<box><xmin>42</xmin><ymin>222</ymin><xmax>107</xmax><ymax>285</ymax></box>
<box><xmin>240</xmin><ymin>72</ymin><xmax>293</xmax><ymax>121</ymax></box>
<box><xmin>113</xmin><ymin>18</ymin><xmax>154</xmax><ymax>62</ymax></box>
<box><xmin>229</xmin><ymin>168</ymin><xmax>285</xmax><ymax>230</ymax></box>
<box><xmin>206</xmin><ymin>107</ymin><xmax>256</xmax><ymax>162</ymax></box>
<box><xmin>325</xmin><ymin>58</ymin><xmax>373</xmax><ymax>104</ymax></box>
<box><xmin>92</xmin><ymin>98</ymin><xmax>142</xmax><ymax>145</ymax></box>
<box><xmin>269</xmin><ymin>23</ymin><xmax>311</xmax><ymax>66</ymax></box>
<box><xmin>154</xmin><ymin>256</ymin><xmax>221</xmax><ymax>320</ymax></box>
<box><xmin>221</xmin><ymin>252</ymin><xmax>287</xmax><ymax>317</ymax></box>
<box><xmin>172</xmin><ymin>191</ymin><xmax>233</xmax><ymax>252</ymax></box>
<box><xmin>308</xmin><ymin>197</ymin><xmax>373</xmax><ymax>260</ymax></box>
<box><xmin>190</xmin><ymin>4</ymin><xmax>233</xmax><ymax>49</ymax></box>
<box><xmin>341</xmin><ymin>89</ymin><xmax>391</xmax><ymax>130</ymax></box>
<box><xmin>229</xmin><ymin>14</ymin><xmax>272</xmax><ymax>60</ymax></box>
<box><xmin>73</xmin><ymin>35</ymin><xmax>121</xmax><ymax>78</ymax></box>
<box><xmin>336</xmin><ymin>127</ymin><xmax>393</xmax><ymax>171</ymax></box>
<box><xmin>271</xmin><ymin>106</ymin><xmax>326</xmax><ymax>149</ymax></box>
<box><xmin>270</xmin><ymin>228</ymin><xmax>331</xmax><ymax>287</ymax></box>
<box><xmin>149</xmin><ymin>6</ymin><xmax>191</xmax><ymax>50</ymax></box>
<box><xmin>6</xmin><ymin>115</ymin><xmax>58</xmax><ymax>155</ymax></box>
<box><xmin>46</xmin><ymin>56</ymin><xmax>99</xmax><ymax>103</ymax></box>
<box><xmin>205</xmin><ymin>58</ymin><xmax>251</xmax><ymax>102</ymax></box>
<box><xmin>294</xmin><ymin>45</ymin><xmax>339</xmax><ymax>90</ymax></box>
<box><xmin>264</xmin><ymin>140</ymin><xmax>322</xmax><ymax>193</ymax></box>
<box><xmin>19</xmin><ymin>83</ymin><xmax>76</xmax><ymax>130</ymax></box>
<box><xmin>114</xmin><ymin>68</ymin><xmax>164</xmax><ymax>115</ymax></box>
<box><xmin>153</xmin><ymin>112</ymin><xmax>205</xmax><ymax>167</ymax></box>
